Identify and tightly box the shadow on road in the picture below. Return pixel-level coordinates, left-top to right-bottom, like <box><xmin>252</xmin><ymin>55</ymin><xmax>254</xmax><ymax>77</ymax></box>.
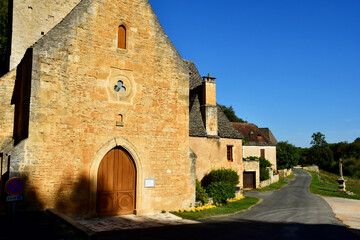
<box><xmin>95</xmin><ymin>219</ymin><xmax>359</xmax><ymax>240</ymax></box>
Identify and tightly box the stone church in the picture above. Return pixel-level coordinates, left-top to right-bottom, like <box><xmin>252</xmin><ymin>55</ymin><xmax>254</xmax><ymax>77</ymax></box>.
<box><xmin>0</xmin><ymin>0</ymin><xmax>195</xmax><ymax>217</ymax></box>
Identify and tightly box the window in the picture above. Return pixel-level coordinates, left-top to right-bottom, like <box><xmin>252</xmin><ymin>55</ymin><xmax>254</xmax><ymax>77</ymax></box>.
<box><xmin>260</xmin><ymin>149</ymin><xmax>265</xmax><ymax>159</ymax></box>
<box><xmin>118</xmin><ymin>25</ymin><xmax>126</xmax><ymax>49</ymax></box>
<box><xmin>227</xmin><ymin>146</ymin><xmax>233</xmax><ymax>162</ymax></box>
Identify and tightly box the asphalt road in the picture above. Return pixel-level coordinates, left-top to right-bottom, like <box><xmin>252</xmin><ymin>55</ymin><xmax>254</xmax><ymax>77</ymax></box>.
<box><xmin>96</xmin><ymin>168</ymin><xmax>359</xmax><ymax>240</ymax></box>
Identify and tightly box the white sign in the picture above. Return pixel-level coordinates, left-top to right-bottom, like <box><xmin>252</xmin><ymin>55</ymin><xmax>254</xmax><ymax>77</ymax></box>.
<box><xmin>144</xmin><ymin>178</ymin><xmax>155</xmax><ymax>188</ymax></box>
<box><xmin>6</xmin><ymin>195</ymin><xmax>23</xmax><ymax>202</ymax></box>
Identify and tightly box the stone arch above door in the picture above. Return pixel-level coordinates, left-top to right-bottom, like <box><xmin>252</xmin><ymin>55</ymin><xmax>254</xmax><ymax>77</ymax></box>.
<box><xmin>88</xmin><ymin>137</ymin><xmax>143</xmax><ymax>217</ymax></box>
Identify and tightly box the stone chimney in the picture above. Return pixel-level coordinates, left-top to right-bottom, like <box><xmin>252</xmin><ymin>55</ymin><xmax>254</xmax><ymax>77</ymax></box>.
<box><xmin>201</xmin><ymin>73</ymin><xmax>218</xmax><ymax>136</ymax></box>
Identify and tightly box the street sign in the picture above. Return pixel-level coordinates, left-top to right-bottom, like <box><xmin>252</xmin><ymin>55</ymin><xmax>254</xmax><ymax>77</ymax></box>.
<box><xmin>6</xmin><ymin>195</ymin><xmax>23</xmax><ymax>202</ymax></box>
<box><xmin>5</xmin><ymin>178</ymin><xmax>25</xmax><ymax>196</ymax></box>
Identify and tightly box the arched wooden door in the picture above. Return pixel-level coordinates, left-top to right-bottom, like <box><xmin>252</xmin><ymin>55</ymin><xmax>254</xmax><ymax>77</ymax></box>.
<box><xmin>97</xmin><ymin>148</ymin><xmax>136</xmax><ymax>216</ymax></box>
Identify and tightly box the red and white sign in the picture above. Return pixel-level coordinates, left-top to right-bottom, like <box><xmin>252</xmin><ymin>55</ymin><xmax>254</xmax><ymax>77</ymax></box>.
<box><xmin>5</xmin><ymin>178</ymin><xmax>25</xmax><ymax>196</ymax></box>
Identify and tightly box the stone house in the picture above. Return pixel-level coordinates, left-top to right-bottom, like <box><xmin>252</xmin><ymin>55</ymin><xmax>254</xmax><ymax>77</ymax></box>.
<box><xmin>232</xmin><ymin>123</ymin><xmax>278</xmax><ymax>189</ymax></box>
<box><xmin>186</xmin><ymin>61</ymin><xmax>245</xmax><ymax>187</ymax></box>
<box><xmin>0</xmin><ymin>0</ymin><xmax>195</xmax><ymax>217</ymax></box>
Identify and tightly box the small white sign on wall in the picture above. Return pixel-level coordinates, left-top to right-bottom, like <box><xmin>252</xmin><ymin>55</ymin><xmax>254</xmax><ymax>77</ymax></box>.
<box><xmin>144</xmin><ymin>178</ymin><xmax>155</xmax><ymax>188</ymax></box>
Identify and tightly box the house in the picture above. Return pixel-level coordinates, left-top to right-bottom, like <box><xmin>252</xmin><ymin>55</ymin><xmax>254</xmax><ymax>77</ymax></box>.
<box><xmin>232</xmin><ymin>123</ymin><xmax>278</xmax><ymax>189</ymax></box>
<box><xmin>186</xmin><ymin>61</ymin><xmax>245</xmax><ymax>187</ymax></box>
<box><xmin>0</xmin><ymin>0</ymin><xmax>195</xmax><ymax>217</ymax></box>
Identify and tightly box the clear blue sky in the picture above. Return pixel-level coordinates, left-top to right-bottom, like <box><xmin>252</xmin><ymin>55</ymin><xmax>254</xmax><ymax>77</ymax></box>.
<box><xmin>149</xmin><ymin>0</ymin><xmax>360</xmax><ymax>148</ymax></box>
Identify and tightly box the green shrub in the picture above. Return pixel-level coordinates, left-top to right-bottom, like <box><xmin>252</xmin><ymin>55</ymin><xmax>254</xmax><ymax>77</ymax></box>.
<box><xmin>260</xmin><ymin>167</ymin><xmax>270</xmax><ymax>181</ymax></box>
<box><xmin>195</xmin><ymin>180</ymin><xmax>209</xmax><ymax>205</ymax></box>
<box><xmin>201</xmin><ymin>168</ymin><xmax>239</xmax><ymax>188</ymax></box>
<box><xmin>259</xmin><ymin>157</ymin><xmax>271</xmax><ymax>168</ymax></box>
<box><xmin>206</xmin><ymin>182</ymin><xmax>235</xmax><ymax>205</ymax></box>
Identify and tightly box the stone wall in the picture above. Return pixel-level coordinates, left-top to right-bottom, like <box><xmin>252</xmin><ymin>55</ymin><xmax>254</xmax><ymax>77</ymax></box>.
<box><xmin>243</xmin><ymin>158</ymin><xmax>260</xmax><ymax>188</ymax></box>
<box><xmin>2</xmin><ymin>0</ymin><xmax>194</xmax><ymax>216</ymax></box>
<box><xmin>10</xmin><ymin>0</ymin><xmax>82</xmax><ymax>69</ymax></box>
<box><xmin>301</xmin><ymin>166</ymin><xmax>319</xmax><ymax>173</ymax></box>
<box><xmin>0</xmin><ymin>69</ymin><xmax>16</xmax><ymax>152</ymax></box>
<box><xmin>278</xmin><ymin>168</ymin><xmax>292</xmax><ymax>177</ymax></box>
<box><xmin>243</xmin><ymin>146</ymin><xmax>277</xmax><ymax>170</ymax></box>
<box><xmin>259</xmin><ymin>169</ymin><xmax>279</xmax><ymax>188</ymax></box>
<box><xmin>190</xmin><ymin>136</ymin><xmax>243</xmax><ymax>187</ymax></box>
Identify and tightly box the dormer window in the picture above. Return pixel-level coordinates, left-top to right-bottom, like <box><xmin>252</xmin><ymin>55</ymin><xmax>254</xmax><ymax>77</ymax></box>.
<box><xmin>118</xmin><ymin>25</ymin><xmax>126</xmax><ymax>49</ymax></box>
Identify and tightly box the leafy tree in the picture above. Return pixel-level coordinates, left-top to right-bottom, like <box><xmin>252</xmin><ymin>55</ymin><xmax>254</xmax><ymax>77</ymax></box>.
<box><xmin>218</xmin><ymin>104</ymin><xmax>247</xmax><ymax>123</ymax></box>
<box><xmin>0</xmin><ymin>0</ymin><xmax>8</xmax><ymax>55</ymax></box>
<box><xmin>307</xmin><ymin>132</ymin><xmax>335</xmax><ymax>171</ymax></box>
<box><xmin>276</xmin><ymin>141</ymin><xmax>300</xmax><ymax>169</ymax></box>
<box><xmin>310</xmin><ymin>132</ymin><xmax>327</xmax><ymax>146</ymax></box>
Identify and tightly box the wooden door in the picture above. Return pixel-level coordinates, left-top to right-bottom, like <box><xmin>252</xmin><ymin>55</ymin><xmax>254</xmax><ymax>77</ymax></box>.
<box><xmin>243</xmin><ymin>172</ymin><xmax>256</xmax><ymax>189</ymax></box>
<box><xmin>97</xmin><ymin>148</ymin><xmax>136</xmax><ymax>216</ymax></box>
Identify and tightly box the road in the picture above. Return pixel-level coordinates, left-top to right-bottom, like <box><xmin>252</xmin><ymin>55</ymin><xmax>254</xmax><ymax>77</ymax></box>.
<box><xmin>96</xmin><ymin>168</ymin><xmax>359</xmax><ymax>240</ymax></box>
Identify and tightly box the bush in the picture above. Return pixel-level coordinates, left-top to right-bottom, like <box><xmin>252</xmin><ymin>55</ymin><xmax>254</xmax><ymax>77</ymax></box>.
<box><xmin>259</xmin><ymin>157</ymin><xmax>271</xmax><ymax>168</ymax></box>
<box><xmin>260</xmin><ymin>168</ymin><xmax>270</xmax><ymax>181</ymax></box>
<box><xmin>201</xmin><ymin>168</ymin><xmax>239</xmax><ymax>188</ymax></box>
<box><xmin>206</xmin><ymin>182</ymin><xmax>235</xmax><ymax>205</ymax></box>
<box><xmin>195</xmin><ymin>180</ymin><xmax>209</xmax><ymax>205</ymax></box>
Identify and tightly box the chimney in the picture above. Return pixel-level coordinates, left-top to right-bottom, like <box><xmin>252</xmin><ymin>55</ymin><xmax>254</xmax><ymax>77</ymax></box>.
<box><xmin>201</xmin><ymin>73</ymin><xmax>218</xmax><ymax>136</ymax></box>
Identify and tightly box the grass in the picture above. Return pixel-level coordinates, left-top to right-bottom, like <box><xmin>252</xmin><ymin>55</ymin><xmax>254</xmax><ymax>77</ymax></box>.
<box><xmin>305</xmin><ymin>169</ymin><xmax>360</xmax><ymax>200</ymax></box>
<box><xmin>252</xmin><ymin>173</ymin><xmax>296</xmax><ymax>192</ymax></box>
<box><xmin>171</xmin><ymin>197</ymin><xmax>259</xmax><ymax>220</ymax></box>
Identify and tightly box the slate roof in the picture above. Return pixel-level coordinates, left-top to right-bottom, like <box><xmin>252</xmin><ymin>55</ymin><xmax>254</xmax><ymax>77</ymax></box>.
<box><xmin>185</xmin><ymin>60</ymin><xmax>243</xmax><ymax>139</ymax></box>
<box><xmin>232</xmin><ymin>122</ymin><xmax>276</xmax><ymax>146</ymax></box>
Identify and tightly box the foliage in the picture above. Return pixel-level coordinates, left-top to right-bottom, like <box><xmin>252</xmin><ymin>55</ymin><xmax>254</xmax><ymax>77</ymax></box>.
<box><xmin>343</xmin><ymin>157</ymin><xmax>360</xmax><ymax>178</ymax></box>
<box><xmin>201</xmin><ymin>168</ymin><xmax>239</xmax><ymax>188</ymax></box>
<box><xmin>307</xmin><ymin>144</ymin><xmax>335</xmax><ymax>171</ymax></box>
<box><xmin>0</xmin><ymin>0</ymin><xmax>8</xmax><ymax>55</ymax></box>
<box><xmin>195</xmin><ymin>180</ymin><xmax>209</xmax><ymax>205</ymax></box>
<box><xmin>171</xmin><ymin>197</ymin><xmax>259</xmax><ymax>220</ymax></box>
<box><xmin>260</xmin><ymin>168</ymin><xmax>270</xmax><ymax>181</ymax></box>
<box><xmin>276</xmin><ymin>141</ymin><xmax>300</xmax><ymax>169</ymax></box>
<box><xmin>206</xmin><ymin>182</ymin><xmax>235</xmax><ymax>205</ymax></box>
<box><xmin>310</xmin><ymin>132</ymin><xmax>327</xmax><ymax>146</ymax></box>
<box><xmin>259</xmin><ymin>157</ymin><xmax>271</xmax><ymax>168</ymax></box>
<box><xmin>218</xmin><ymin>104</ymin><xmax>247</xmax><ymax>123</ymax></box>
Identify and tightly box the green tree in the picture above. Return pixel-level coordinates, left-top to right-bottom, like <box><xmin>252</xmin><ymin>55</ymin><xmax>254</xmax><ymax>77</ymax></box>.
<box><xmin>310</xmin><ymin>132</ymin><xmax>327</xmax><ymax>146</ymax></box>
<box><xmin>308</xmin><ymin>132</ymin><xmax>335</xmax><ymax>171</ymax></box>
<box><xmin>276</xmin><ymin>141</ymin><xmax>300</xmax><ymax>169</ymax></box>
<box><xmin>218</xmin><ymin>104</ymin><xmax>246</xmax><ymax>123</ymax></box>
<box><xmin>0</xmin><ymin>0</ymin><xmax>8</xmax><ymax>55</ymax></box>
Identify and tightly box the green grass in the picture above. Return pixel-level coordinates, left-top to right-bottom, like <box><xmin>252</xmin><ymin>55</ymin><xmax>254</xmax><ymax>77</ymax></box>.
<box><xmin>253</xmin><ymin>173</ymin><xmax>296</xmax><ymax>192</ymax></box>
<box><xmin>305</xmin><ymin>169</ymin><xmax>360</xmax><ymax>200</ymax></box>
<box><xmin>171</xmin><ymin>197</ymin><xmax>259</xmax><ymax>220</ymax></box>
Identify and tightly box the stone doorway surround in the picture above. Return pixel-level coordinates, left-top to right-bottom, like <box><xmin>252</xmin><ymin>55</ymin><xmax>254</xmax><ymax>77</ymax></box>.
<box><xmin>88</xmin><ymin>137</ymin><xmax>143</xmax><ymax>218</ymax></box>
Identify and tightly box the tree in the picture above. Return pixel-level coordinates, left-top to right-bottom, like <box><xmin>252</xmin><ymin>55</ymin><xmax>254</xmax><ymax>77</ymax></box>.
<box><xmin>276</xmin><ymin>141</ymin><xmax>300</xmax><ymax>169</ymax></box>
<box><xmin>218</xmin><ymin>104</ymin><xmax>246</xmax><ymax>123</ymax></box>
<box><xmin>310</xmin><ymin>132</ymin><xmax>327</xmax><ymax>146</ymax></box>
<box><xmin>0</xmin><ymin>0</ymin><xmax>8</xmax><ymax>55</ymax></box>
<box><xmin>308</xmin><ymin>132</ymin><xmax>335</xmax><ymax>171</ymax></box>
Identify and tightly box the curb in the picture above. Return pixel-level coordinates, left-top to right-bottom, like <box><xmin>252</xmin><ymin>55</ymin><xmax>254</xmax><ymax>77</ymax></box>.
<box><xmin>46</xmin><ymin>209</ymin><xmax>96</xmax><ymax>240</ymax></box>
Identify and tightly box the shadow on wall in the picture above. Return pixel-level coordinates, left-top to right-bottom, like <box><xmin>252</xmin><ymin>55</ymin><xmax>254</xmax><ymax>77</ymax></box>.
<box><xmin>55</xmin><ymin>173</ymin><xmax>91</xmax><ymax>217</ymax></box>
<box><xmin>1</xmin><ymin>173</ymin><xmax>93</xmax><ymax>218</ymax></box>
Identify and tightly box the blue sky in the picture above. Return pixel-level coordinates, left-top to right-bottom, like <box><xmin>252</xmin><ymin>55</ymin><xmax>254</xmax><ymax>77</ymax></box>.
<box><xmin>149</xmin><ymin>0</ymin><xmax>360</xmax><ymax>148</ymax></box>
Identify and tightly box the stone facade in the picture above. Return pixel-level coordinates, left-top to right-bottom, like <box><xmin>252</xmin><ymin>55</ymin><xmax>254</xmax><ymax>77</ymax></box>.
<box><xmin>243</xmin><ymin>146</ymin><xmax>277</xmax><ymax>170</ymax></box>
<box><xmin>243</xmin><ymin>158</ymin><xmax>260</xmax><ymax>188</ymax></box>
<box><xmin>1</xmin><ymin>0</ymin><xmax>194</xmax><ymax>217</ymax></box>
<box><xmin>190</xmin><ymin>137</ymin><xmax>243</xmax><ymax>186</ymax></box>
<box><xmin>10</xmin><ymin>0</ymin><xmax>82</xmax><ymax>69</ymax></box>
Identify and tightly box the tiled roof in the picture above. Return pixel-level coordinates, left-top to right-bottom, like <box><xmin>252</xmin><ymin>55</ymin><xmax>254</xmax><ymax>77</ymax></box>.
<box><xmin>232</xmin><ymin>122</ymin><xmax>275</xmax><ymax>146</ymax></box>
<box><xmin>260</xmin><ymin>128</ymin><xmax>278</xmax><ymax>145</ymax></box>
<box><xmin>185</xmin><ymin>60</ymin><xmax>243</xmax><ymax>139</ymax></box>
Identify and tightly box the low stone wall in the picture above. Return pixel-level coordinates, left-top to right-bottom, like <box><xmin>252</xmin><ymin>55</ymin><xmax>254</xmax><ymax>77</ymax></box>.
<box><xmin>278</xmin><ymin>169</ymin><xmax>292</xmax><ymax>177</ymax></box>
<box><xmin>259</xmin><ymin>168</ymin><xmax>279</xmax><ymax>188</ymax></box>
<box><xmin>302</xmin><ymin>165</ymin><xmax>319</xmax><ymax>173</ymax></box>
